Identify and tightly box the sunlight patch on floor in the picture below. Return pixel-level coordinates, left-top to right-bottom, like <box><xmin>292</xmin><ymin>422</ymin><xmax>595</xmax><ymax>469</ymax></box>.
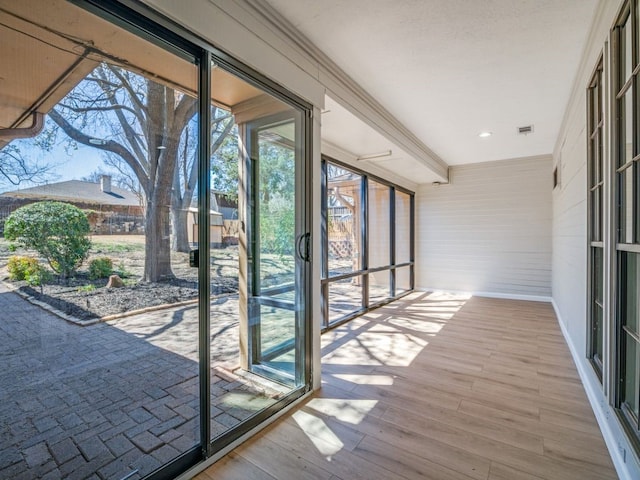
<box><xmin>292</xmin><ymin>410</ymin><xmax>344</xmax><ymax>457</ymax></box>
<box><xmin>305</xmin><ymin>398</ymin><xmax>378</xmax><ymax>425</ymax></box>
<box><xmin>220</xmin><ymin>391</ymin><xmax>273</xmax><ymax>411</ymax></box>
<box><xmin>322</xmin><ymin>331</ymin><xmax>427</xmax><ymax>366</ymax></box>
<box><xmin>424</xmin><ymin>291</ymin><xmax>472</xmax><ymax>302</ymax></box>
<box><xmin>387</xmin><ymin>316</ymin><xmax>444</xmax><ymax>334</ymax></box>
<box><xmin>401</xmin><ymin>291</ymin><xmax>470</xmax><ymax>320</ymax></box>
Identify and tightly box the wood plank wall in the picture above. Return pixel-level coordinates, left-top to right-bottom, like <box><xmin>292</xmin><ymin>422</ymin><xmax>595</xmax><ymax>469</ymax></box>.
<box><xmin>416</xmin><ymin>156</ymin><xmax>552</xmax><ymax>298</ymax></box>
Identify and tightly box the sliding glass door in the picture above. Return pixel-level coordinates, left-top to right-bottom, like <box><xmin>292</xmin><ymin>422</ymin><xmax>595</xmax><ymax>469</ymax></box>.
<box><xmin>0</xmin><ymin>1</ymin><xmax>312</xmax><ymax>478</ymax></box>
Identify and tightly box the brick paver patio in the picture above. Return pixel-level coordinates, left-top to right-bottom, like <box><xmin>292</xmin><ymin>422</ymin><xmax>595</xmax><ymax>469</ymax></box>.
<box><xmin>0</xmin><ymin>284</ymin><xmax>283</xmax><ymax>480</ymax></box>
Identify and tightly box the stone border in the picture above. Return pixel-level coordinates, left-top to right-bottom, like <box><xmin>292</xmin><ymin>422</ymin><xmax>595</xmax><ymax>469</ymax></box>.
<box><xmin>1</xmin><ymin>280</ymin><xmax>99</xmax><ymax>326</ymax></box>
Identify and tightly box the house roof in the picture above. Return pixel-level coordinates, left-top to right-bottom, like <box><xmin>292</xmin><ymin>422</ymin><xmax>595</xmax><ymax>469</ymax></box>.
<box><xmin>1</xmin><ymin>180</ymin><xmax>140</xmax><ymax>207</ymax></box>
<box><xmin>214</xmin><ymin>192</ymin><xmax>238</xmax><ymax>209</ymax></box>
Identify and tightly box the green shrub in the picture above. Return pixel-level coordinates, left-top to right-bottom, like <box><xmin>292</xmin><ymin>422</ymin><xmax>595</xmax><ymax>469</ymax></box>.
<box><xmin>25</xmin><ymin>264</ymin><xmax>51</xmax><ymax>287</ymax></box>
<box><xmin>7</xmin><ymin>256</ymin><xmax>50</xmax><ymax>286</ymax></box>
<box><xmin>7</xmin><ymin>256</ymin><xmax>40</xmax><ymax>281</ymax></box>
<box><xmin>4</xmin><ymin>202</ymin><xmax>91</xmax><ymax>279</ymax></box>
<box><xmin>259</xmin><ymin>195</ymin><xmax>294</xmax><ymax>256</ymax></box>
<box><xmin>89</xmin><ymin>257</ymin><xmax>113</xmax><ymax>279</ymax></box>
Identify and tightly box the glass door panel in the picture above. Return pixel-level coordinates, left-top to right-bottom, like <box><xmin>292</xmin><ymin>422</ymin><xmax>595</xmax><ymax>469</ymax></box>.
<box><xmin>368</xmin><ymin>180</ymin><xmax>391</xmax><ymax>269</ymax></box>
<box><xmin>247</xmin><ymin>111</ymin><xmax>305</xmax><ymax>387</ymax></box>
<box><xmin>0</xmin><ymin>2</ymin><xmax>203</xmax><ymax>477</ymax></box>
<box><xmin>207</xmin><ymin>69</ymin><xmax>310</xmax><ymax>441</ymax></box>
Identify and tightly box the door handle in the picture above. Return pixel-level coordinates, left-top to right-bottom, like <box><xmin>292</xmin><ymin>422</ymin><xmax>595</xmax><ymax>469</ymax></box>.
<box><xmin>297</xmin><ymin>232</ymin><xmax>311</xmax><ymax>262</ymax></box>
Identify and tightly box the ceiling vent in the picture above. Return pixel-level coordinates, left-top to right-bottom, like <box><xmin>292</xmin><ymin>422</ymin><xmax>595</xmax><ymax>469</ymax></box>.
<box><xmin>518</xmin><ymin>125</ymin><xmax>534</xmax><ymax>135</ymax></box>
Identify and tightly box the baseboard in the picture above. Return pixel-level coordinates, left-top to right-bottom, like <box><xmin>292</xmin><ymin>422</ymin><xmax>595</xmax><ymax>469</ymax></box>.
<box><xmin>417</xmin><ymin>287</ymin><xmax>551</xmax><ymax>303</ymax></box>
<box><xmin>551</xmin><ymin>299</ymin><xmax>638</xmax><ymax>480</ymax></box>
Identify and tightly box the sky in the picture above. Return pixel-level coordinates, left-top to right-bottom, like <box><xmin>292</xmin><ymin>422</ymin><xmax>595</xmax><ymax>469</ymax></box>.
<box><xmin>0</xmin><ymin>126</ymin><xmax>116</xmax><ymax>194</ymax></box>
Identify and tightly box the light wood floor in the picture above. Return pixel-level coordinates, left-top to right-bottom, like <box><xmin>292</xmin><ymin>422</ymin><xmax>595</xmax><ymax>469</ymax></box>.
<box><xmin>196</xmin><ymin>292</ymin><xmax>618</xmax><ymax>480</ymax></box>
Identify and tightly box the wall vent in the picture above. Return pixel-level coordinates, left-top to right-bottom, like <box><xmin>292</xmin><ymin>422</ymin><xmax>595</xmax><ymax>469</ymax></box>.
<box><xmin>518</xmin><ymin>125</ymin><xmax>534</xmax><ymax>135</ymax></box>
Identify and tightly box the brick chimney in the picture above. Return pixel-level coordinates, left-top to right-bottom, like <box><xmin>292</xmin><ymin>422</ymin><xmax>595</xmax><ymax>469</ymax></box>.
<box><xmin>100</xmin><ymin>175</ymin><xmax>112</xmax><ymax>193</ymax></box>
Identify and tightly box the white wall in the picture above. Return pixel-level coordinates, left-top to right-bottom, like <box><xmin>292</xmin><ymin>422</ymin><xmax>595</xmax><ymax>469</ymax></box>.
<box><xmin>416</xmin><ymin>156</ymin><xmax>552</xmax><ymax>299</ymax></box>
<box><xmin>552</xmin><ymin>1</ymin><xmax>640</xmax><ymax>478</ymax></box>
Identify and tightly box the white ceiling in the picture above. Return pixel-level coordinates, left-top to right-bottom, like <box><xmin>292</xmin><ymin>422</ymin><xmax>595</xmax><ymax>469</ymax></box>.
<box><xmin>321</xmin><ymin>96</ymin><xmax>439</xmax><ymax>188</ymax></box>
<box><xmin>266</xmin><ymin>0</ymin><xmax>599</xmax><ymax>177</ymax></box>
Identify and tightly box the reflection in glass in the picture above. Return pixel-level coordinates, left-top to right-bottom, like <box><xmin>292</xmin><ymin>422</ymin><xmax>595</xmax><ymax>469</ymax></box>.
<box><xmin>626</xmin><ymin>253</ymin><xmax>639</xmax><ymax>334</ymax></box>
<box><xmin>622</xmin><ymin>167</ymin><xmax>635</xmax><ymax>243</ymax></box>
<box><xmin>592</xmin><ymin>188</ymin><xmax>602</xmax><ymax>242</ymax></box>
<box><xmin>368</xmin><ymin>180</ymin><xmax>391</xmax><ymax>269</ymax></box>
<box><xmin>252</xmin><ymin>117</ymin><xmax>299</xmax><ymax>383</ymax></box>
<box><xmin>0</xmin><ymin>1</ymin><xmax>202</xmax><ymax>476</ymax></box>
<box><xmin>595</xmin><ymin>248</ymin><xmax>603</xmax><ymax>304</ymax></box>
<box><xmin>327</xmin><ymin>165</ymin><xmax>363</xmax><ymax>277</ymax></box>
<box><xmin>623</xmin><ymin>335</ymin><xmax>639</xmax><ymax>419</ymax></box>
<box><xmin>206</xmin><ymin>90</ymin><xmax>280</xmax><ymax>441</ymax></box>
<box><xmin>622</xmin><ymin>88</ymin><xmax>633</xmax><ymax>168</ymax></box>
<box><xmin>396</xmin><ymin>191</ymin><xmax>411</xmax><ymax>264</ymax></box>
<box><xmin>595</xmin><ymin>306</ymin><xmax>603</xmax><ymax>362</ymax></box>
<box><xmin>592</xmin><ymin>248</ymin><xmax>603</xmax><ymax>363</ymax></box>
<box><xmin>234</xmin><ymin>107</ymin><xmax>306</xmax><ymax>391</ymax></box>
<box><xmin>624</xmin><ymin>16</ymin><xmax>633</xmax><ymax>82</ymax></box>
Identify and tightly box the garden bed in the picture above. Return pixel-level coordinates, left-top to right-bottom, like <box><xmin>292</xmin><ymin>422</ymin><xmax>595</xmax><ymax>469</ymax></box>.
<box><xmin>0</xmin><ymin>235</ymin><xmax>247</xmax><ymax>322</ymax></box>
<box><xmin>8</xmin><ymin>273</ymin><xmax>239</xmax><ymax>321</ymax></box>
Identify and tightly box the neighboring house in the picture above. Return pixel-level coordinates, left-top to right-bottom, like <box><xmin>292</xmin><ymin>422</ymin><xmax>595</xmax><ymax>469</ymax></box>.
<box><xmin>214</xmin><ymin>191</ymin><xmax>238</xmax><ymax>220</ymax></box>
<box><xmin>0</xmin><ymin>175</ymin><xmax>144</xmax><ymax>234</ymax></box>
<box><xmin>214</xmin><ymin>192</ymin><xmax>239</xmax><ymax>245</ymax></box>
<box><xmin>187</xmin><ymin>192</ymin><xmax>230</xmax><ymax>246</ymax></box>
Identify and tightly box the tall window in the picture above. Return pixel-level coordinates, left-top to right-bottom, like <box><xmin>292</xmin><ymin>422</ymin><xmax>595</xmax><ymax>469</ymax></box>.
<box><xmin>321</xmin><ymin>158</ymin><xmax>414</xmax><ymax>329</ymax></box>
<box><xmin>588</xmin><ymin>58</ymin><xmax>604</xmax><ymax>378</ymax></box>
<box><xmin>614</xmin><ymin>0</ymin><xmax>640</xmax><ymax>444</ymax></box>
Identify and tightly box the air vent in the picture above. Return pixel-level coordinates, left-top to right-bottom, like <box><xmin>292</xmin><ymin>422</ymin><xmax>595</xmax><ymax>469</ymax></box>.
<box><xmin>518</xmin><ymin>125</ymin><xmax>534</xmax><ymax>135</ymax></box>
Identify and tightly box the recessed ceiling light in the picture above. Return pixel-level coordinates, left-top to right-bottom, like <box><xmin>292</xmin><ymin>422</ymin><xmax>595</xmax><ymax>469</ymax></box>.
<box><xmin>478</xmin><ymin>131</ymin><xmax>492</xmax><ymax>138</ymax></box>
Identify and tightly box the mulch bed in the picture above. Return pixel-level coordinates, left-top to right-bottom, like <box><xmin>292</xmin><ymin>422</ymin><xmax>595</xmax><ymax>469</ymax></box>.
<box><xmin>9</xmin><ymin>273</ymin><xmax>238</xmax><ymax>321</ymax></box>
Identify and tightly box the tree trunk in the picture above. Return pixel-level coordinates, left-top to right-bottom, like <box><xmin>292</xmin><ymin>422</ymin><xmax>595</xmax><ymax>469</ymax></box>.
<box><xmin>171</xmin><ymin>204</ymin><xmax>191</xmax><ymax>253</ymax></box>
<box><xmin>144</xmin><ymin>199</ymin><xmax>173</xmax><ymax>282</ymax></box>
<box><xmin>142</xmin><ymin>84</ymin><xmax>180</xmax><ymax>282</ymax></box>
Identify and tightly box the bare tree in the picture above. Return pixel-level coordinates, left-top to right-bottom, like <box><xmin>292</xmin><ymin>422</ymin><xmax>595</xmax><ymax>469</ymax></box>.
<box><xmin>49</xmin><ymin>64</ymin><xmax>198</xmax><ymax>282</ymax></box>
<box><xmin>0</xmin><ymin>144</ymin><xmax>57</xmax><ymax>188</ymax></box>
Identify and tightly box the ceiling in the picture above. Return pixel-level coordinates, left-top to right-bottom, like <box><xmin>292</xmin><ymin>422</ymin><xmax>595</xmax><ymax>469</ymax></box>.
<box><xmin>266</xmin><ymin>0</ymin><xmax>599</xmax><ymax>181</ymax></box>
